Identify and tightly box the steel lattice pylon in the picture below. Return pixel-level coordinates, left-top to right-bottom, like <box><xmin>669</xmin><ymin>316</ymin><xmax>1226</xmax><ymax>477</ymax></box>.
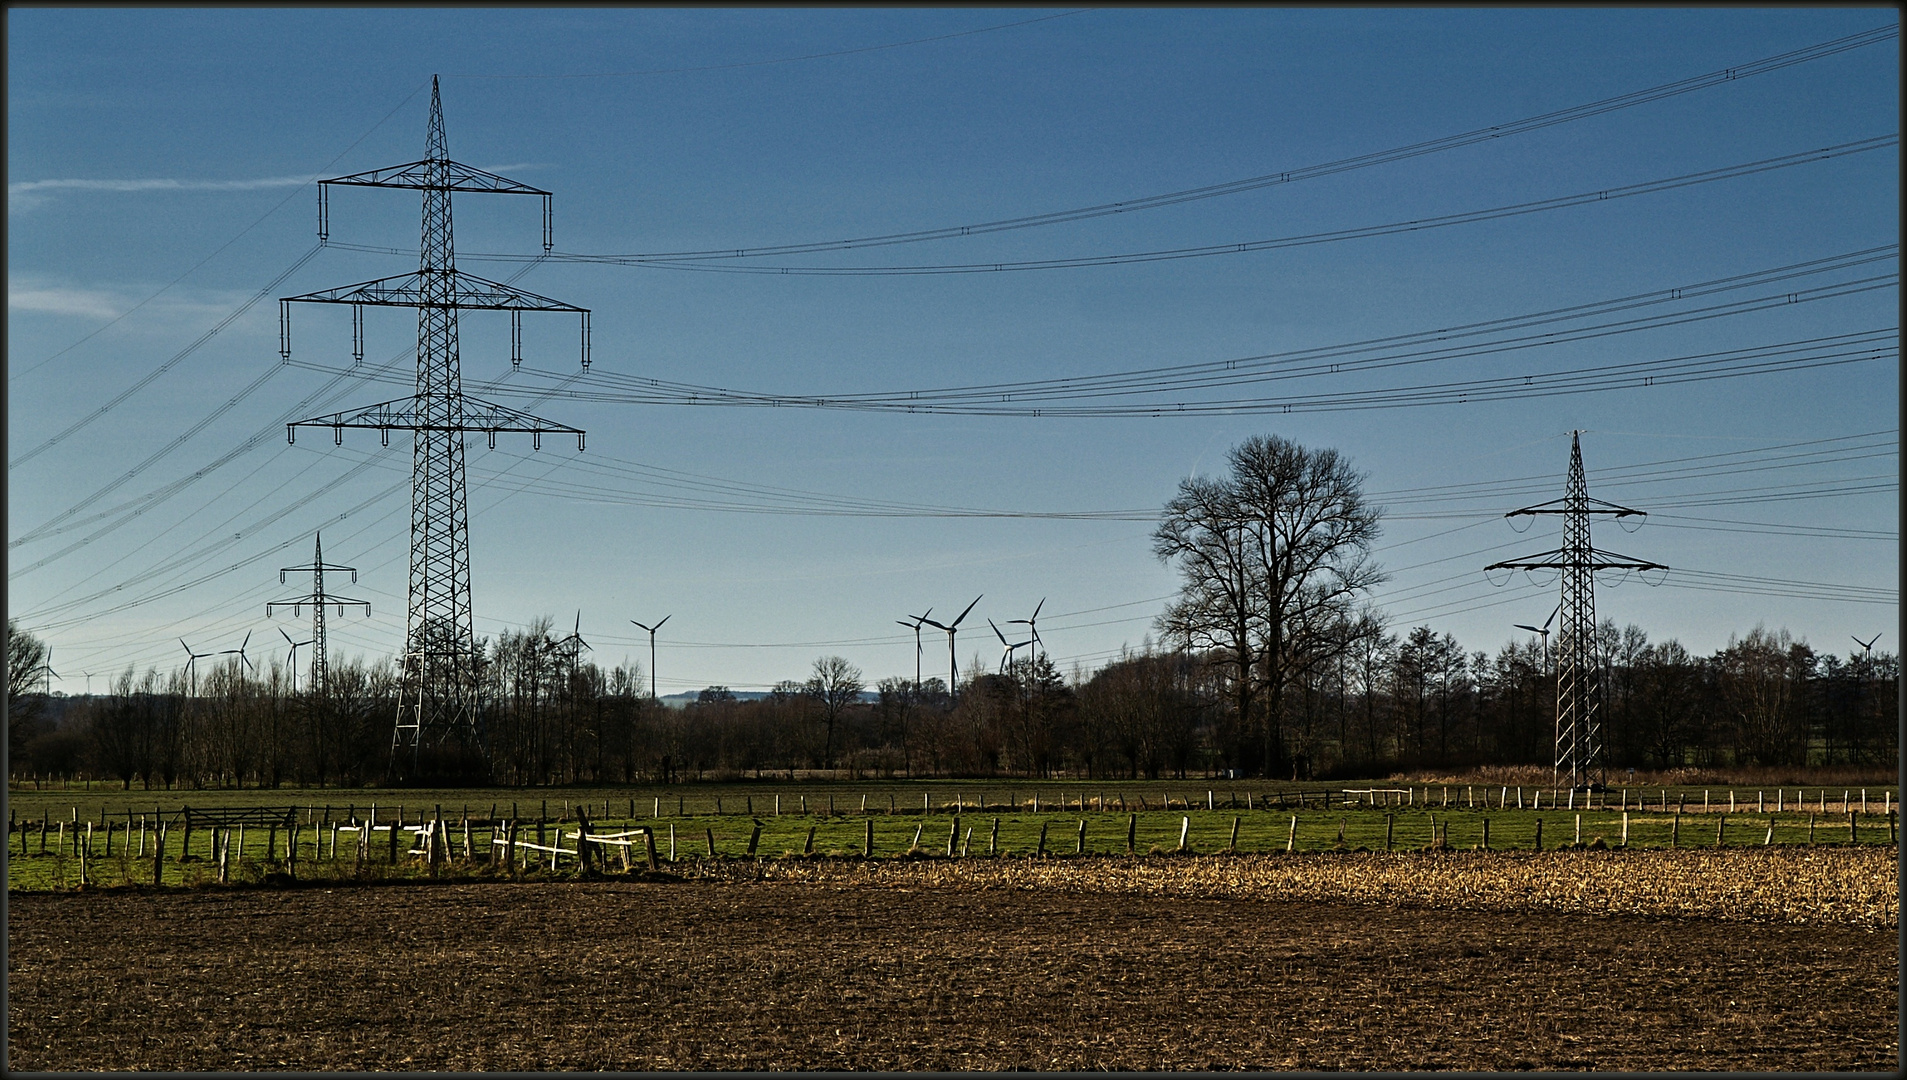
<box><xmin>1486</xmin><ymin>433</ymin><xmax>1665</xmax><ymax>789</ymax></box>
<box><xmin>266</xmin><ymin>532</ymin><xmax>369</xmax><ymax>695</ymax></box>
<box><xmin>281</xmin><ymin>78</ymin><xmax>589</xmax><ymax>781</ymax></box>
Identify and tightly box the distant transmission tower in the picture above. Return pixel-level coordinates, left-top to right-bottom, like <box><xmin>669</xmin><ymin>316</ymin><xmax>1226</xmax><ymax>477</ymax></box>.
<box><xmin>1485</xmin><ymin>432</ymin><xmax>1665</xmax><ymax>790</ymax></box>
<box><xmin>266</xmin><ymin>532</ymin><xmax>370</xmax><ymax>695</ymax></box>
<box><xmin>280</xmin><ymin>77</ymin><xmax>589</xmax><ymax>780</ymax></box>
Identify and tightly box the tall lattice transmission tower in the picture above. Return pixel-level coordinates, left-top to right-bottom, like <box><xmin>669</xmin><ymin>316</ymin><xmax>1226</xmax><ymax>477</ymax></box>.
<box><xmin>1485</xmin><ymin>432</ymin><xmax>1665</xmax><ymax>790</ymax></box>
<box><xmin>281</xmin><ymin>77</ymin><xmax>589</xmax><ymax>780</ymax></box>
<box><xmin>266</xmin><ymin>533</ymin><xmax>369</xmax><ymax>695</ymax></box>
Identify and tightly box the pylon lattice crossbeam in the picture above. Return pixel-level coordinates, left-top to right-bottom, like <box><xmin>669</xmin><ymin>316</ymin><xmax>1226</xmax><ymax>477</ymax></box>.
<box><xmin>280</xmin><ymin>77</ymin><xmax>586</xmax><ymax>781</ymax></box>
<box><xmin>1485</xmin><ymin>433</ymin><xmax>1665</xmax><ymax>790</ymax></box>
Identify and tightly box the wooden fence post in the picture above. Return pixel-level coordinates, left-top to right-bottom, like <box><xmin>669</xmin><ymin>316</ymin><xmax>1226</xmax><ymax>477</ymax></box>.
<box><xmin>641</xmin><ymin>827</ymin><xmax>659</xmax><ymax>871</ymax></box>
<box><xmin>1533</xmin><ymin>818</ymin><xmax>1543</xmax><ymax>851</ymax></box>
<box><xmin>578</xmin><ymin>809</ymin><xmax>600</xmax><ymax>873</ymax></box>
<box><xmin>1287</xmin><ymin>815</ymin><xmax>1297</xmax><ymax>853</ymax></box>
<box><xmin>991</xmin><ymin>817</ymin><xmax>1001</xmax><ymax>856</ymax></box>
<box><xmin>1228</xmin><ymin>816</ymin><xmax>1240</xmax><ymax>854</ymax></box>
<box><xmin>948</xmin><ymin>816</ymin><xmax>960</xmax><ymax>857</ymax></box>
<box><xmin>1670</xmin><ymin>813</ymin><xmax>1679</xmax><ymax>849</ymax></box>
<box><xmin>1714</xmin><ymin>814</ymin><xmax>1724</xmax><ymax>848</ymax></box>
<box><xmin>805</xmin><ymin>826</ymin><xmax>816</xmax><ymax>856</ymax></box>
<box><xmin>1179</xmin><ymin>816</ymin><xmax>1191</xmax><ymax>854</ymax></box>
<box><xmin>1077</xmin><ymin>818</ymin><xmax>1088</xmax><ymax>855</ymax></box>
<box><xmin>705</xmin><ymin>826</ymin><xmax>716</xmax><ymax>858</ymax></box>
<box><xmin>864</xmin><ymin>818</ymin><xmax>875</xmax><ymax>858</ymax></box>
<box><xmin>1481</xmin><ymin>817</ymin><xmax>1490</xmax><ymax>850</ymax></box>
<box><xmin>1764</xmin><ymin>817</ymin><xmax>1774</xmax><ymax>845</ymax></box>
<box><xmin>1621</xmin><ymin>812</ymin><xmax>1629</xmax><ymax>848</ymax></box>
<box><xmin>1037</xmin><ymin>821</ymin><xmax>1048</xmax><ymax>857</ymax></box>
<box><xmin>1385</xmin><ymin>814</ymin><xmax>1394</xmax><ymax>852</ymax></box>
<box><xmin>152</xmin><ymin>824</ymin><xmax>166</xmax><ymax>886</ymax></box>
<box><xmin>1807</xmin><ymin>814</ymin><xmax>1815</xmax><ymax>845</ymax></box>
<box><xmin>746</xmin><ymin>819</ymin><xmax>763</xmax><ymax>858</ymax></box>
<box><xmin>389</xmin><ymin>814</ymin><xmax>400</xmax><ymax>865</ymax></box>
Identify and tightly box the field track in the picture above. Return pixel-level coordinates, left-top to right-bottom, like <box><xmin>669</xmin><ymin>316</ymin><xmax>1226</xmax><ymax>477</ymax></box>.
<box><xmin>9</xmin><ymin>869</ymin><xmax>1897</xmax><ymax>1070</ymax></box>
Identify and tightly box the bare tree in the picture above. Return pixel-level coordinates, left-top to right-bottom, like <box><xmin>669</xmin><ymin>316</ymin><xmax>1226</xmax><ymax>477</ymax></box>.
<box><xmin>806</xmin><ymin>655</ymin><xmax>864</xmax><ymax>770</ymax></box>
<box><xmin>7</xmin><ymin>619</ymin><xmax>52</xmax><ymax>768</ymax></box>
<box><xmin>1155</xmin><ymin>435</ymin><xmax>1383</xmax><ymax>777</ymax></box>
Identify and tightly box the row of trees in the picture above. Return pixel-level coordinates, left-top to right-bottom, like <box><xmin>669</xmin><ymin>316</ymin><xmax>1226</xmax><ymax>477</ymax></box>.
<box><xmin>7</xmin><ymin>435</ymin><xmax>1894</xmax><ymax>787</ymax></box>
<box><xmin>8</xmin><ymin>616</ymin><xmax>1894</xmax><ymax>789</ymax></box>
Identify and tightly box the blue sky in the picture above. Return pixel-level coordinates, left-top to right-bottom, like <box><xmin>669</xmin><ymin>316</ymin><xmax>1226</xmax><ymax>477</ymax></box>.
<box><xmin>8</xmin><ymin>7</ymin><xmax>1899</xmax><ymax>695</ymax></box>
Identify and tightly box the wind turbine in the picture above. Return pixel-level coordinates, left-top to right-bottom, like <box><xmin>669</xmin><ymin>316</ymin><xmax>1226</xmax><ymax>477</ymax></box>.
<box><xmin>219</xmin><ymin>631</ymin><xmax>255</xmax><ymax>676</ymax></box>
<box><xmin>1008</xmin><ymin>598</ymin><xmax>1046</xmax><ymax>666</ymax></box>
<box><xmin>990</xmin><ymin>618</ymin><xmax>1031</xmax><ymax>674</ymax></box>
<box><xmin>921</xmin><ymin>595</ymin><xmax>981</xmax><ymax>696</ymax></box>
<box><xmin>1853</xmin><ymin>632</ymin><xmax>1882</xmax><ymax>656</ymax></box>
<box><xmin>1514</xmin><ymin>603</ymin><xmax>1561</xmax><ymax>672</ymax></box>
<box><xmin>558</xmin><ymin>611</ymin><xmax>592</xmax><ymax>674</ymax></box>
<box><xmin>280</xmin><ymin>628</ymin><xmax>315</xmax><ymax>694</ymax></box>
<box><xmin>630</xmin><ymin>614</ymin><xmax>671</xmax><ymax>701</ymax></box>
<box><xmin>179</xmin><ymin>638</ymin><xmax>213</xmax><ymax>694</ymax></box>
<box><xmin>897</xmin><ymin>608</ymin><xmax>932</xmax><ymax>690</ymax></box>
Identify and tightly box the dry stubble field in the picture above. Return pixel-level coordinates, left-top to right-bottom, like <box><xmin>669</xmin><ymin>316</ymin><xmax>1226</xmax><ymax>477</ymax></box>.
<box><xmin>8</xmin><ymin>851</ymin><xmax>1899</xmax><ymax>1071</ymax></box>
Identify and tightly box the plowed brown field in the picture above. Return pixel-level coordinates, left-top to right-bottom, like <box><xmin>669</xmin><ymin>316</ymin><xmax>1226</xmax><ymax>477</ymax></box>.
<box><xmin>8</xmin><ymin>877</ymin><xmax>1896</xmax><ymax>1071</ymax></box>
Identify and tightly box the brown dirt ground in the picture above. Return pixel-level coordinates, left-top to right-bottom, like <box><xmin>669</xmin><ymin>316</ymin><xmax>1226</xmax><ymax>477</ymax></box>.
<box><xmin>7</xmin><ymin>878</ymin><xmax>1897</xmax><ymax>1071</ymax></box>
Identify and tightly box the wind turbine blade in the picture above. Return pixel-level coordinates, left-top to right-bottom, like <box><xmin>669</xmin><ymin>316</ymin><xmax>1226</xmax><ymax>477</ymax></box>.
<box><xmin>990</xmin><ymin>619</ymin><xmax>1009</xmax><ymax>646</ymax></box>
<box><xmin>655</xmin><ymin>614</ymin><xmax>671</xmax><ymax>631</ymax></box>
<box><xmin>1031</xmin><ymin>597</ymin><xmax>1044</xmax><ymax>620</ymax></box>
<box><xmin>281</xmin><ymin>627</ymin><xmax>296</xmax><ymax>647</ymax></box>
<box><xmin>921</xmin><ymin>619</ymin><xmax>950</xmax><ymax>631</ymax></box>
<box><xmin>951</xmin><ymin>594</ymin><xmax>982</xmax><ymax>628</ymax></box>
<box><xmin>1514</xmin><ymin>625</ymin><xmax>1542</xmax><ymax>634</ymax></box>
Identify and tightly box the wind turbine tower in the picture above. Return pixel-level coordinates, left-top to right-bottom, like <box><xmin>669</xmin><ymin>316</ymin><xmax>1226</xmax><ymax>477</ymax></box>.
<box><xmin>898</xmin><ymin>609</ymin><xmax>932</xmax><ymax>689</ymax></box>
<box><xmin>921</xmin><ymin>595</ymin><xmax>981</xmax><ymax>697</ymax></box>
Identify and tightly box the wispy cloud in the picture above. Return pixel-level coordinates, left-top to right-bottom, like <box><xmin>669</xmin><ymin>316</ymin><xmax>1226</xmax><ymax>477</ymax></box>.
<box><xmin>9</xmin><ymin>276</ymin><xmax>264</xmax><ymax>325</ymax></box>
<box><xmin>8</xmin><ymin>283</ymin><xmax>122</xmax><ymax>320</ymax></box>
<box><xmin>8</xmin><ymin>167</ymin><xmax>544</xmax><ymax>212</ymax></box>
<box><xmin>9</xmin><ymin>174</ymin><xmax>323</xmax><ymax>196</ymax></box>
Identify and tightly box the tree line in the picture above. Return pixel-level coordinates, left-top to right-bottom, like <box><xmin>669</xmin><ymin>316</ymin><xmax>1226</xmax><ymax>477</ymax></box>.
<box><xmin>7</xmin><ymin>436</ymin><xmax>1895</xmax><ymax>788</ymax></box>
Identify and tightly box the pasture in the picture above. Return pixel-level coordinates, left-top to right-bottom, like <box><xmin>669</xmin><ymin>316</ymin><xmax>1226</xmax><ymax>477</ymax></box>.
<box><xmin>7</xmin><ymin>778</ymin><xmax>1897</xmax><ymax>891</ymax></box>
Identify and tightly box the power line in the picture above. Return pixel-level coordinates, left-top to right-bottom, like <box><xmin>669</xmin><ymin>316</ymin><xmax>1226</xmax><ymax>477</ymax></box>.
<box><xmin>591</xmin><ymin>137</ymin><xmax>1897</xmax><ymax>275</ymax></box>
<box><xmin>488</xmin><ymin>247</ymin><xmax>1895</xmax><ymax>411</ymax></box>
<box><xmin>8</xmin><ymin>80</ymin><xmax>432</xmax><ymax>384</ymax></box>
<box><xmin>8</xmin><ymin>244</ymin><xmax>324</xmax><ymax>473</ymax></box>
<box><xmin>447</xmin><ymin>25</ymin><xmax>1896</xmax><ymax>261</ymax></box>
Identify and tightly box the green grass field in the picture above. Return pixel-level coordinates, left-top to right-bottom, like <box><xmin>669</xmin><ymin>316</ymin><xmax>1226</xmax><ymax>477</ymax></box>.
<box><xmin>8</xmin><ymin>778</ymin><xmax>1896</xmax><ymax>892</ymax></box>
